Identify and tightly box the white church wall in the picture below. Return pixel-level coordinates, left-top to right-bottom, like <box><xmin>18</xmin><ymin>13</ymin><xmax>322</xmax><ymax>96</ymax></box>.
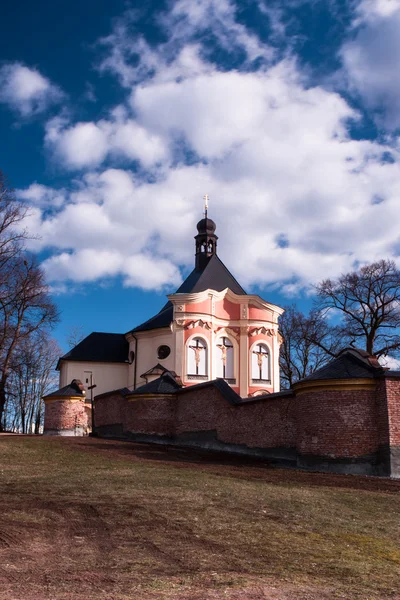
<box><xmin>131</xmin><ymin>329</ymin><xmax>175</xmax><ymax>388</ymax></box>
<box><xmin>59</xmin><ymin>360</ymin><xmax>129</xmax><ymax>397</ymax></box>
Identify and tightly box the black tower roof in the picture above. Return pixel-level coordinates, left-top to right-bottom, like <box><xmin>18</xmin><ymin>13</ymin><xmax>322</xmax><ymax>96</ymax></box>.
<box><xmin>130</xmin><ymin>215</ymin><xmax>246</xmax><ymax>334</ymax></box>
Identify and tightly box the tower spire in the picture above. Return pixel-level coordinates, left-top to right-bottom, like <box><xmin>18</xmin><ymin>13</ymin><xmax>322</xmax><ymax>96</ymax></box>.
<box><xmin>195</xmin><ymin>195</ymin><xmax>218</xmax><ymax>271</ymax></box>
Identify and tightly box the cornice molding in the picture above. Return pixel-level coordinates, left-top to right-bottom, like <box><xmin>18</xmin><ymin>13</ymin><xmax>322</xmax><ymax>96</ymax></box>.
<box><xmin>167</xmin><ymin>287</ymin><xmax>284</xmax><ymax>315</ymax></box>
<box><xmin>293</xmin><ymin>378</ymin><xmax>376</xmax><ymax>396</ymax></box>
<box><xmin>43</xmin><ymin>396</ymin><xmax>84</xmax><ymax>404</ymax></box>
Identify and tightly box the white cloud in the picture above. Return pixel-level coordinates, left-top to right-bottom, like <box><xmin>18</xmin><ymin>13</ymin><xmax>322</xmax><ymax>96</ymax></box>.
<box><xmin>19</xmin><ymin>0</ymin><xmax>400</xmax><ymax>296</ymax></box>
<box><xmin>355</xmin><ymin>0</ymin><xmax>400</xmax><ymax>22</ymax></box>
<box><xmin>341</xmin><ymin>0</ymin><xmax>400</xmax><ymax>129</ymax></box>
<box><xmin>45</xmin><ymin>111</ymin><xmax>169</xmax><ymax>170</ymax></box>
<box><xmin>379</xmin><ymin>354</ymin><xmax>400</xmax><ymax>370</ymax></box>
<box><xmin>17</xmin><ymin>183</ymin><xmax>66</xmax><ymax>208</ymax></box>
<box><xmin>0</xmin><ymin>63</ymin><xmax>63</xmax><ymax>117</ymax></box>
<box><xmin>42</xmin><ymin>247</ymin><xmax>182</xmax><ymax>291</ymax></box>
<box><xmin>98</xmin><ymin>0</ymin><xmax>273</xmax><ymax>88</ymax></box>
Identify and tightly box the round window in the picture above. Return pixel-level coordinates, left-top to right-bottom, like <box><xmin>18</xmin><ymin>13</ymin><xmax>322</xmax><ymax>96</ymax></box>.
<box><xmin>157</xmin><ymin>345</ymin><xmax>171</xmax><ymax>360</ymax></box>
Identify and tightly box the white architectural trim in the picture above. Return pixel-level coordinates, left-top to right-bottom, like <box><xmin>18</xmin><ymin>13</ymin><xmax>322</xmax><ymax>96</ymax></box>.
<box><xmin>168</xmin><ymin>287</ymin><xmax>284</xmax><ymax>315</ymax></box>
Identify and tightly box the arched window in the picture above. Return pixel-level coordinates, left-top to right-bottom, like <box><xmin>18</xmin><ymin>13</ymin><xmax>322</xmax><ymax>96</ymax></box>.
<box><xmin>215</xmin><ymin>336</ymin><xmax>234</xmax><ymax>380</ymax></box>
<box><xmin>187</xmin><ymin>337</ymin><xmax>208</xmax><ymax>379</ymax></box>
<box><xmin>251</xmin><ymin>343</ymin><xmax>270</xmax><ymax>382</ymax></box>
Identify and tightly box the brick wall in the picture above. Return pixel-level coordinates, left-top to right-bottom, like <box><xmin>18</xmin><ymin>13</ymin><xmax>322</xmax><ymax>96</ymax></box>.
<box><xmin>385</xmin><ymin>379</ymin><xmax>400</xmax><ymax>446</ymax></box>
<box><xmin>95</xmin><ymin>392</ymin><xmax>126</xmax><ymax>429</ymax></box>
<box><xmin>175</xmin><ymin>388</ymin><xmax>296</xmax><ymax>451</ymax></box>
<box><xmin>93</xmin><ymin>377</ymin><xmax>400</xmax><ymax>476</ymax></box>
<box><xmin>125</xmin><ymin>396</ymin><xmax>176</xmax><ymax>436</ymax></box>
<box><xmin>44</xmin><ymin>398</ymin><xmax>88</xmax><ymax>434</ymax></box>
<box><xmin>295</xmin><ymin>389</ymin><xmax>379</xmax><ymax>458</ymax></box>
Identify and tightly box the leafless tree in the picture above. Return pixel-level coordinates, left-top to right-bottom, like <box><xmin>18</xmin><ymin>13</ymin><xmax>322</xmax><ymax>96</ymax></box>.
<box><xmin>0</xmin><ymin>171</ymin><xmax>58</xmax><ymax>430</ymax></box>
<box><xmin>66</xmin><ymin>325</ymin><xmax>86</xmax><ymax>349</ymax></box>
<box><xmin>279</xmin><ymin>305</ymin><xmax>342</xmax><ymax>388</ymax></box>
<box><xmin>4</xmin><ymin>333</ymin><xmax>61</xmax><ymax>433</ymax></box>
<box><xmin>315</xmin><ymin>259</ymin><xmax>400</xmax><ymax>357</ymax></box>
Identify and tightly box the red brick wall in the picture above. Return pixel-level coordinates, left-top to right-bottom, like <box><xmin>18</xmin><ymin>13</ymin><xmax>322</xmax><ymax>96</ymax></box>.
<box><xmin>44</xmin><ymin>398</ymin><xmax>88</xmax><ymax>433</ymax></box>
<box><xmin>384</xmin><ymin>379</ymin><xmax>400</xmax><ymax>446</ymax></box>
<box><xmin>125</xmin><ymin>397</ymin><xmax>176</xmax><ymax>436</ymax></box>
<box><xmin>175</xmin><ymin>388</ymin><xmax>296</xmax><ymax>450</ymax></box>
<box><xmin>295</xmin><ymin>388</ymin><xmax>379</xmax><ymax>458</ymax></box>
<box><xmin>92</xmin><ymin>378</ymin><xmax>400</xmax><ymax>472</ymax></box>
<box><xmin>95</xmin><ymin>392</ymin><xmax>126</xmax><ymax>428</ymax></box>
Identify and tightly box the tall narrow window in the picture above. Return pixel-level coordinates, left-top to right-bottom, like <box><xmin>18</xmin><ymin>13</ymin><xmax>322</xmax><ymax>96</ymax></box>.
<box><xmin>251</xmin><ymin>343</ymin><xmax>269</xmax><ymax>382</ymax></box>
<box><xmin>187</xmin><ymin>337</ymin><xmax>207</xmax><ymax>379</ymax></box>
<box><xmin>215</xmin><ymin>336</ymin><xmax>234</xmax><ymax>380</ymax></box>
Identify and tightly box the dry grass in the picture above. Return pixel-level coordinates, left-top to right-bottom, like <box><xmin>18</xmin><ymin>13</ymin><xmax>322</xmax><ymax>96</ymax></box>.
<box><xmin>0</xmin><ymin>435</ymin><xmax>399</xmax><ymax>599</ymax></box>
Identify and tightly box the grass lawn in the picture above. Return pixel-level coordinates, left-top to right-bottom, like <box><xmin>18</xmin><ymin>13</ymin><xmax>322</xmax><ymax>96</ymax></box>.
<box><xmin>0</xmin><ymin>435</ymin><xmax>400</xmax><ymax>600</ymax></box>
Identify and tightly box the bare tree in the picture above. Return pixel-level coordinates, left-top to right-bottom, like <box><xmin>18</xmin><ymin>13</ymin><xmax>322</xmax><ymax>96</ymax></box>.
<box><xmin>5</xmin><ymin>333</ymin><xmax>61</xmax><ymax>433</ymax></box>
<box><xmin>315</xmin><ymin>259</ymin><xmax>400</xmax><ymax>357</ymax></box>
<box><xmin>0</xmin><ymin>171</ymin><xmax>58</xmax><ymax>430</ymax></box>
<box><xmin>279</xmin><ymin>306</ymin><xmax>342</xmax><ymax>388</ymax></box>
<box><xmin>66</xmin><ymin>325</ymin><xmax>86</xmax><ymax>349</ymax></box>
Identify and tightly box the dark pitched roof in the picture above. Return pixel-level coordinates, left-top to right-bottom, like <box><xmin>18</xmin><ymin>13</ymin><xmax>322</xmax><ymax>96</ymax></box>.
<box><xmin>297</xmin><ymin>348</ymin><xmax>384</xmax><ymax>383</ymax></box>
<box><xmin>129</xmin><ymin>372</ymin><xmax>182</xmax><ymax>396</ymax></box>
<box><xmin>130</xmin><ymin>303</ymin><xmax>174</xmax><ymax>333</ymax></box>
<box><xmin>175</xmin><ymin>254</ymin><xmax>246</xmax><ymax>295</ymax></box>
<box><xmin>177</xmin><ymin>377</ymin><xmax>242</xmax><ymax>405</ymax></box>
<box><xmin>140</xmin><ymin>363</ymin><xmax>178</xmax><ymax>379</ymax></box>
<box><xmin>57</xmin><ymin>332</ymin><xmax>129</xmax><ymax>368</ymax></box>
<box><xmin>95</xmin><ymin>387</ymin><xmax>132</xmax><ymax>400</ymax></box>
<box><xmin>43</xmin><ymin>381</ymin><xmax>85</xmax><ymax>399</ymax></box>
<box><xmin>130</xmin><ymin>254</ymin><xmax>246</xmax><ymax>334</ymax></box>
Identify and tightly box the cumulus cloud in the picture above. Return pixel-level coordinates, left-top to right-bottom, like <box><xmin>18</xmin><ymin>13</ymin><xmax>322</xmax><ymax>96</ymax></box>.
<box><xmin>17</xmin><ymin>183</ymin><xmax>66</xmax><ymax>208</ymax></box>
<box><xmin>98</xmin><ymin>0</ymin><xmax>274</xmax><ymax>87</ymax></box>
<box><xmin>20</xmin><ymin>0</ymin><xmax>400</xmax><ymax>294</ymax></box>
<box><xmin>45</xmin><ymin>110</ymin><xmax>169</xmax><ymax>170</ymax></box>
<box><xmin>42</xmin><ymin>248</ymin><xmax>182</xmax><ymax>291</ymax></box>
<box><xmin>341</xmin><ymin>0</ymin><xmax>400</xmax><ymax>129</ymax></box>
<box><xmin>0</xmin><ymin>62</ymin><xmax>63</xmax><ymax>117</ymax></box>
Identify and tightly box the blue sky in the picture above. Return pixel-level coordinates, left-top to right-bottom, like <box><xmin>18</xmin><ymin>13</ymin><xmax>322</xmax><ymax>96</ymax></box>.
<box><xmin>1</xmin><ymin>0</ymin><xmax>400</xmax><ymax>351</ymax></box>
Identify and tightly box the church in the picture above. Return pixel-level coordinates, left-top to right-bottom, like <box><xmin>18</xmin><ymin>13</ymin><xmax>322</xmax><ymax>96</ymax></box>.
<box><xmin>43</xmin><ymin>202</ymin><xmax>400</xmax><ymax>479</ymax></box>
<box><xmin>55</xmin><ymin>205</ymin><xmax>283</xmax><ymax>401</ymax></box>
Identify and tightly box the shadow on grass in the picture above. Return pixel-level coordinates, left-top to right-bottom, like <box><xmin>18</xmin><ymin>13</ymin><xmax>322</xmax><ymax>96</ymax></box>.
<box><xmin>68</xmin><ymin>437</ymin><xmax>400</xmax><ymax>494</ymax></box>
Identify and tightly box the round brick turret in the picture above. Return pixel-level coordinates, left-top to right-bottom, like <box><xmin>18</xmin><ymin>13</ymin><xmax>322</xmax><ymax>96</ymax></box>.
<box><xmin>43</xmin><ymin>379</ymin><xmax>91</xmax><ymax>436</ymax></box>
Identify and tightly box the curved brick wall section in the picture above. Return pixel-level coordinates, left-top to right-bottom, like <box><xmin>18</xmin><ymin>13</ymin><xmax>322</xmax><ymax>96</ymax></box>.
<box><xmin>295</xmin><ymin>389</ymin><xmax>380</xmax><ymax>471</ymax></box>
<box><xmin>44</xmin><ymin>399</ymin><xmax>88</xmax><ymax>436</ymax></box>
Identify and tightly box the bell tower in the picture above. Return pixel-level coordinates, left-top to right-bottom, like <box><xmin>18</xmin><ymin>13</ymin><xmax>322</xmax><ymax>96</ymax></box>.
<box><xmin>195</xmin><ymin>195</ymin><xmax>218</xmax><ymax>271</ymax></box>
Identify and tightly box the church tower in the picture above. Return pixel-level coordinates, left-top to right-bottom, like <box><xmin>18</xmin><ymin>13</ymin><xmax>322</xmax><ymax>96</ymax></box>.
<box><xmin>195</xmin><ymin>198</ymin><xmax>219</xmax><ymax>270</ymax></box>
